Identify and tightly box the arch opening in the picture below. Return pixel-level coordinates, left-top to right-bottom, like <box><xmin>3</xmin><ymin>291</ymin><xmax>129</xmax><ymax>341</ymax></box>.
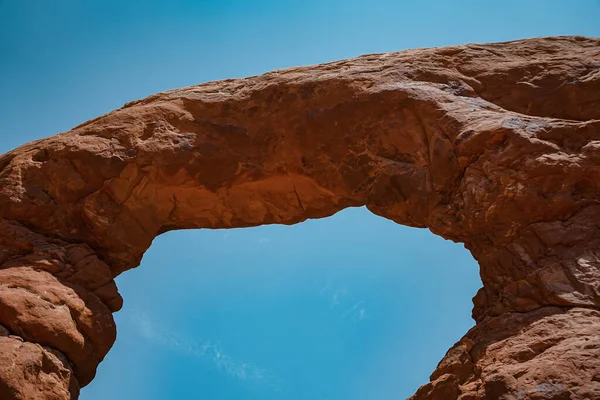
<box><xmin>82</xmin><ymin>207</ymin><xmax>481</xmax><ymax>400</ymax></box>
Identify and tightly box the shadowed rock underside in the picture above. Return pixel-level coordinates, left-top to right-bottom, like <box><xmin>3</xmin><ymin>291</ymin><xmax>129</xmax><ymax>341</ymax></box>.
<box><xmin>1</xmin><ymin>36</ymin><xmax>599</xmax><ymax>399</ymax></box>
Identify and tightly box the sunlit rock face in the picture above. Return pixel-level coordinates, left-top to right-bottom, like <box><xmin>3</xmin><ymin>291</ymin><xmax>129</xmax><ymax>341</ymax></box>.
<box><xmin>1</xmin><ymin>36</ymin><xmax>599</xmax><ymax>399</ymax></box>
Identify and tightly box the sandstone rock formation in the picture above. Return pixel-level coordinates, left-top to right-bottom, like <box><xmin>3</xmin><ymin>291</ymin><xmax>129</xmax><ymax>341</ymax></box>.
<box><xmin>1</xmin><ymin>36</ymin><xmax>599</xmax><ymax>399</ymax></box>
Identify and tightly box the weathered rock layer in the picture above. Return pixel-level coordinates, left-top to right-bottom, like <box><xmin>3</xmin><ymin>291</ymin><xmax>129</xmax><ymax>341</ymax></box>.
<box><xmin>1</xmin><ymin>36</ymin><xmax>599</xmax><ymax>399</ymax></box>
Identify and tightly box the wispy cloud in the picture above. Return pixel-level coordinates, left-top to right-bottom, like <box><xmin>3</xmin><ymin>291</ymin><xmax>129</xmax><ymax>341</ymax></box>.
<box><xmin>130</xmin><ymin>310</ymin><xmax>282</xmax><ymax>389</ymax></box>
<box><xmin>318</xmin><ymin>282</ymin><xmax>331</xmax><ymax>296</ymax></box>
<box><xmin>340</xmin><ymin>301</ymin><xmax>367</xmax><ymax>323</ymax></box>
<box><xmin>330</xmin><ymin>287</ymin><xmax>347</xmax><ymax>307</ymax></box>
<box><xmin>316</xmin><ymin>280</ymin><xmax>368</xmax><ymax>323</ymax></box>
<box><xmin>354</xmin><ymin>307</ymin><xmax>367</xmax><ymax>322</ymax></box>
<box><xmin>317</xmin><ymin>280</ymin><xmax>348</xmax><ymax>308</ymax></box>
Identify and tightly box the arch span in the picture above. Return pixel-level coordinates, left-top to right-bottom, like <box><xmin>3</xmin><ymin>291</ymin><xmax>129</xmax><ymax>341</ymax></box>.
<box><xmin>1</xmin><ymin>36</ymin><xmax>600</xmax><ymax>399</ymax></box>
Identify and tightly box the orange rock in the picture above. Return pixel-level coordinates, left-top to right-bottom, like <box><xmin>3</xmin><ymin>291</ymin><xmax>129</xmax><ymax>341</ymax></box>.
<box><xmin>1</xmin><ymin>36</ymin><xmax>599</xmax><ymax>399</ymax></box>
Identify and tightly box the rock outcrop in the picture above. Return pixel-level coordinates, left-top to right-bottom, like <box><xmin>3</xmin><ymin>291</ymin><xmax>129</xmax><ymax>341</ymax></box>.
<box><xmin>1</xmin><ymin>36</ymin><xmax>599</xmax><ymax>399</ymax></box>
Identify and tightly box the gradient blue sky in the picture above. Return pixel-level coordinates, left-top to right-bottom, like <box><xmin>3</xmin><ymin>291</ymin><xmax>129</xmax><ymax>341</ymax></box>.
<box><xmin>1</xmin><ymin>1</ymin><xmax>599</xmax><ymax>399</ymax></box>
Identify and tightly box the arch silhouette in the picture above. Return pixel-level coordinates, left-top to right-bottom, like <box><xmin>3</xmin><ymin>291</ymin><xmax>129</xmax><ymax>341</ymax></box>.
<box><xmin>1</xmin><ymin>36</ymin><xmax>599</xmax><ymax>399</ymax></box>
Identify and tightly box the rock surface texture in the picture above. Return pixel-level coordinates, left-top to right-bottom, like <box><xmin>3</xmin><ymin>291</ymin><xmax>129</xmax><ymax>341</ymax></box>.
<box><xmin>1</xmin><ymin>36</ymin><xmax>599</xmax><ymax>399</ymax></box>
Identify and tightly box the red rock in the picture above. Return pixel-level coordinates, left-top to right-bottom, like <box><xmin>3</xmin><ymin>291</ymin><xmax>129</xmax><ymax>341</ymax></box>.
<box><xmin>0</xmin><ymin>36</ymin><xmax>599</xmax><ymax>399</ymax></box>
<box><xmin>0</xmin><ymin>333</ymin><xmax>79</xmax><ymax>399</ymax></box>
<box><xmin>412</xmin><ymin>307</ymin><xmax>600</xmax><ymax>399</ymax></box>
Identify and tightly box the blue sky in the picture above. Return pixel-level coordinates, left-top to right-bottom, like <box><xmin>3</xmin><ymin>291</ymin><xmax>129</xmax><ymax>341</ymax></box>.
<box><xmin>1</xmin><ymin>1</ymin><xmax>599</xmax><ymax>399</ymax></box>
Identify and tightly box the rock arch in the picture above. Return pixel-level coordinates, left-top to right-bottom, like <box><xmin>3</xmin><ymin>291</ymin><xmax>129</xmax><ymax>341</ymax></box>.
<box><xmin>1</xmin><ymin>36</ymin><xmax>599</xmax><ymax>399</ymax></box>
